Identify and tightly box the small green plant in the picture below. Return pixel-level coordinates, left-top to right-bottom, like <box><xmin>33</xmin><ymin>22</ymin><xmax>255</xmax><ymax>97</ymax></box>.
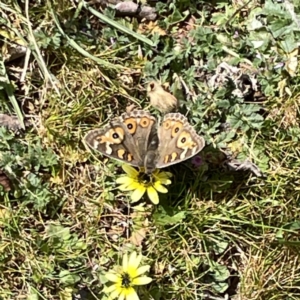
<box><xmin>0</xmin><ymin>128</ymin><xmax>59</xmax><ymax>211</ymax></box>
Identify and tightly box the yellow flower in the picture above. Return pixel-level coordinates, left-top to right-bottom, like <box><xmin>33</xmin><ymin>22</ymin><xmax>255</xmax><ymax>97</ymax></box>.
<box><xmin>105</xmin><ymin>251</ymin><xmax>152</xmax><ymax>300</ymax></box>
<box><xmin>116</xmin><ymin>164</ymin><xmax>172</xmax><ymax>204</ymax></box>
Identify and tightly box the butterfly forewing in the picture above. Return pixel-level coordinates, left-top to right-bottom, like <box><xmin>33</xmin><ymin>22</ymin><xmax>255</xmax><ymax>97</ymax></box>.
<box><xmin>85</xmin><ymin>121</ymin><xmax>140</xmax><ymax>167</ymax></box>
<box><xmin>85</xmin><ymin>111</ymin><xmax>158</xmax><ymax>168</ymax></box>
<box><xmin>156</xmin><ymin>113</ymin><xmax>205</xmax><ymax>168</ymax></box>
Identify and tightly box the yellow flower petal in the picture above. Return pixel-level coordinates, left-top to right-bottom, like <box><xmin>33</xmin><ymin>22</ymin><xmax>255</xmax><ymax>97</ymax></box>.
<box><xmin>110</xmin><ymin>289</ymin><xmax>122</xmax><ymax>299</ymax></box>
<box><xmin>122</xmin><ymin>164</ymin><xmax>139</xmax><ymax>177</ymax></box>
<box><xmin>127</xmin><ymin>251</ymin><xmax>137</xmax><ymax>267</ymax></box>
<box><xmin>129</xmin><ymin>252</ymin><xmax>142</xmax><ymax>270</ymax></box>
<box><xmin>118</xmin><ymin>292</ymin><xmax>125</xmax><ymax>300</ymax></box>
<box><xmin>123</xmin><ymin>253</ymin><xmax>129</xmax><ymax>271</ymax></box>
<box><xmin>160</xmin><ymin>178</ymin><xmax>172</xmax><ymax>185</ymax></box>
<box><xmin>106</xmin><ymin>273</ymin><xmax>120</xmax><ymax>283</ymax></box>
<box><xmin>153</xmin><ymin>173</ymin><xmax>172</xmax><ymax>185</ymax></box>
<box><xmin>154</xmin><ymin>176</ymin><xmax>171</xmax><ymax>185</ymax></box>
<box><xmin>146</xmin><ymin>186</ymin><xmax>159</xmax><ymax>204</ymax></box>
<box><xmin>118</xmin><ymin>183</ymin><xmax>138</xmax><ymax>191</ymax></box>
<box><xmin>116</xmin><ymin>177</ymin><xmax>134</xmax><ymax>185</ymax></box>
<box><xmin>131</xmin><ymin>186</ymin><xmax>146</xmax><ymax>202</ymax></box>
<box><xmin>154</xmin><ymin>170</ymin><xmax>172</xmax><ymax>179</ymax></box>
<box><xmin>131</xmin><ymin>182</ymin><xmax>145</xmax><ymax>189</ymax></box>
<box><xmin>105</xmin><ymin>284</ymin><xmax>118</xmax><ymax>293</ymax></box>
<box><xmin>124</xmin><ymin>288</ymin><xmax>139</xmax><ymax>300</ymax></box>
<box><xmin>164</xmin><ymin>171</ymin><xmax>173</xmax><ymax>177</ymax></box>
<box><xmin>132</xmin><ymin>276</ymin><xmax>153</xmax><ymax>285</ymax></box>
<box><xmin>136</xmin><ymin>265</ymin><xmax>150</xmax><ymax>276</ymax></box>
<box><xmin>153</xmin><ymin>181</ymin><xmax>168</xmax><ymax>193</ymax></box>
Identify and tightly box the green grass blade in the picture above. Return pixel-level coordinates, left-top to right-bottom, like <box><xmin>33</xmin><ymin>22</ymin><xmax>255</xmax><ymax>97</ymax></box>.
<box><xmin>50</xmin><ymin>2</ymin><xmax>125</xmax><ymax>70</ymax></box>
<box><xmin>82</xmin><ymin>1</ymin><xmax>154</xmax><ymax>47</ymax></box>
<box><xmin>0</xmin><ymin>53</ymin><xmax>25</xmax><ymax>129</ymax></box>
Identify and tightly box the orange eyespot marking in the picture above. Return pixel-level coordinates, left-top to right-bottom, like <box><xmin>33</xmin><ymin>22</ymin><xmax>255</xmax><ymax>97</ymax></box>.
<box><xmin>124</xmin><ymin>118</ymin><xmax>137</xmax><ymax>134</ymax></box>
<box><xmin>117</xmin><ymin>149</ymin><xmax>125</xmax><ymax>159</ymax></box>
<box><xmin>177</xmin><ymin>131</ymin><xmax>195</xmax><ymax>149</ymax></box>
<box><xmin>163</xmin><ymin>120</ymin><xmax>171</xmax><ymax>130</ymax></box>
<box><xmin>98</xmin><ymin>127</ymin><xmax>124</xmax><ymax>144</ymax></box>
<box><xmin>140</xmin><ymin>117</ymin><xmax>151</xmax><ymax>128</ymax></box>
<box><xmin>96</xmin><ymin>135</ymin><xmax>106</xmax><ymax>143</ymax></box>
<box><xmin>171</xmin><ymin>122</ymin><xmax>183</xmax><ymax>137</ymax></box>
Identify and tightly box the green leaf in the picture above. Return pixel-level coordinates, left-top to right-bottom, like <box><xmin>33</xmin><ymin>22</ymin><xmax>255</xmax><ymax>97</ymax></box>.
<box><xmin>280</xmin><ymin>34</ymin><xmax>298</xmax><ymax>53</ymax></box>
<box><xmin>269</xmin><ymin>22</ymin><xmax>294</xmax><ymax>38</ymax></box>
<box><xmin>153</xmin><ymin>211</ymin><xmax>186</xmax><ymax>225</ymax></box>
<box><xmin>59</xmin><ymin>270</ymin><xmax>81</xmax><ymax>285</ymax></box>
<box><xmin>47</xmin><ymin>224</ymin><xmax>71</xmax><ymax>241</ymax></box>
<box><xmin>283</xmin><ymin>221</ymin><xmax>300</xmax><ymax>231</ymax></box>
<box><xmin>247</xmin><ymin>8</ymin><xmax>264</xmax><ymax>31</ymax></box>
<box><xmin>262</xmin><ymin>0</ymin><xmax>288</xmax><ymax>18</ymax></box>
<box><xmin>59</xmin><ymin>287</ymin><xmax>73</xmax><ymax>300</ymax></box>
<box><xmin>168</xmin><ymin>9</ymin><xmax>189</xmax><ymax>26</ymax></box>
<box><xmin>210</xmin><ymin>262</ymin><xmax>230</xmax><ymax>281</ymax></box>
<box><xmin>211</xmin><ymin>240</ymin><xmax>229</xmax><ymax>255</ymax></box>
<box><xmin>27</xmin><ymin>286</ymin><xmax>39</xmax><ymax>300</ymax></box>
<box><xmin>211</xmin><ymin>281</ymin><xmax>229</xmax><ymax>293</ymax></box>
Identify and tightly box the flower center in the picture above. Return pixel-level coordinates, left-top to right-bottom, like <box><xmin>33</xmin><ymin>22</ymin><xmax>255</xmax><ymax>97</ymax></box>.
<box><xmin>121</xmin><ymin>272</ymin><xmax>132</xmax><ymax>288</ymax></box>
<box><xmin>138</xmin><ymin>172</ymin><xmax>152</xmax><ymax>186</ymax></box>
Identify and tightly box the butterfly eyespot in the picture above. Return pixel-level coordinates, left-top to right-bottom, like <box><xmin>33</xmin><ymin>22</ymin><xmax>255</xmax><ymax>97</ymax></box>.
<box><xmin>177</xmin><ymin>131</ymin><xmax>192</xmax><ymax>148</ymax></box>
<box><xmin>140</xmin><ymin>117</ymin><xmax>150</xmax><ymax>127</ymax></box>
<box><xmin>171</xmin><ymin>122</ymin><xmax>183</xmax><ymax>137</ymax></box>
<box><xmin>124</xmin><ymin>118</ymin><xmax>137</xmax><ymax>134</ymax></box>
<box><xmin>163</xmin><ymin>120</ymin><xmax>171</xmax><ymax>129</ymax></box>
<box><xmin>109</xmin><ymin>127</ymin><xmax>124</xmax><ymax>143</ymax></box>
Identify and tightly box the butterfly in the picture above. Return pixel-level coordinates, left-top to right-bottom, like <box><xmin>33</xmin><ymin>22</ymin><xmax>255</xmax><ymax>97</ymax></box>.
<box><xmin>85</xmin><ymin>110</ymin><xmax>205</xmax><ymax>174</ymax></box>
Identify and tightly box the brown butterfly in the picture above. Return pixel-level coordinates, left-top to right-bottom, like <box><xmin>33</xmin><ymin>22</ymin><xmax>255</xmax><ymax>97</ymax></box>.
<box><xmin>85</xmin><ymin>110</ymin><xmax>205</xmax><ymax>174</ymax></box>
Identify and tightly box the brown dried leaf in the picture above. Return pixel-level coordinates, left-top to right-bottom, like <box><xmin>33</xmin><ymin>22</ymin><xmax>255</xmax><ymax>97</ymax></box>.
<box><xmin>0</xmin><ymin>114</ymin><xmax>23</xmax><ymax>130</ymax></box>
<box><xmin>0</xmin><ymin>171</ymin><xmax>11</xmax><ymax>191</ymax></box>
<box><xmin>146</xmin><ymin>21</ymin><xmax>167</xmax><ymax>36</ymax></box>
<box><xmin>126</xmin><ymin>104</ymin><xmax>138</xmax><ymax>113</ymax></box>
<box><xmin>130</xmin><ymin>227</ymin><xmax>148</xmax><ymax>246</ymax></box>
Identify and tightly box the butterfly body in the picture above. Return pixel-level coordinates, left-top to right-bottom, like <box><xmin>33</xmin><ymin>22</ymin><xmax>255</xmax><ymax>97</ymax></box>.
<box><xmin>85</xmin><ymin>110</ymin><xmax>205</xmax><ymax>174</ymax></box>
